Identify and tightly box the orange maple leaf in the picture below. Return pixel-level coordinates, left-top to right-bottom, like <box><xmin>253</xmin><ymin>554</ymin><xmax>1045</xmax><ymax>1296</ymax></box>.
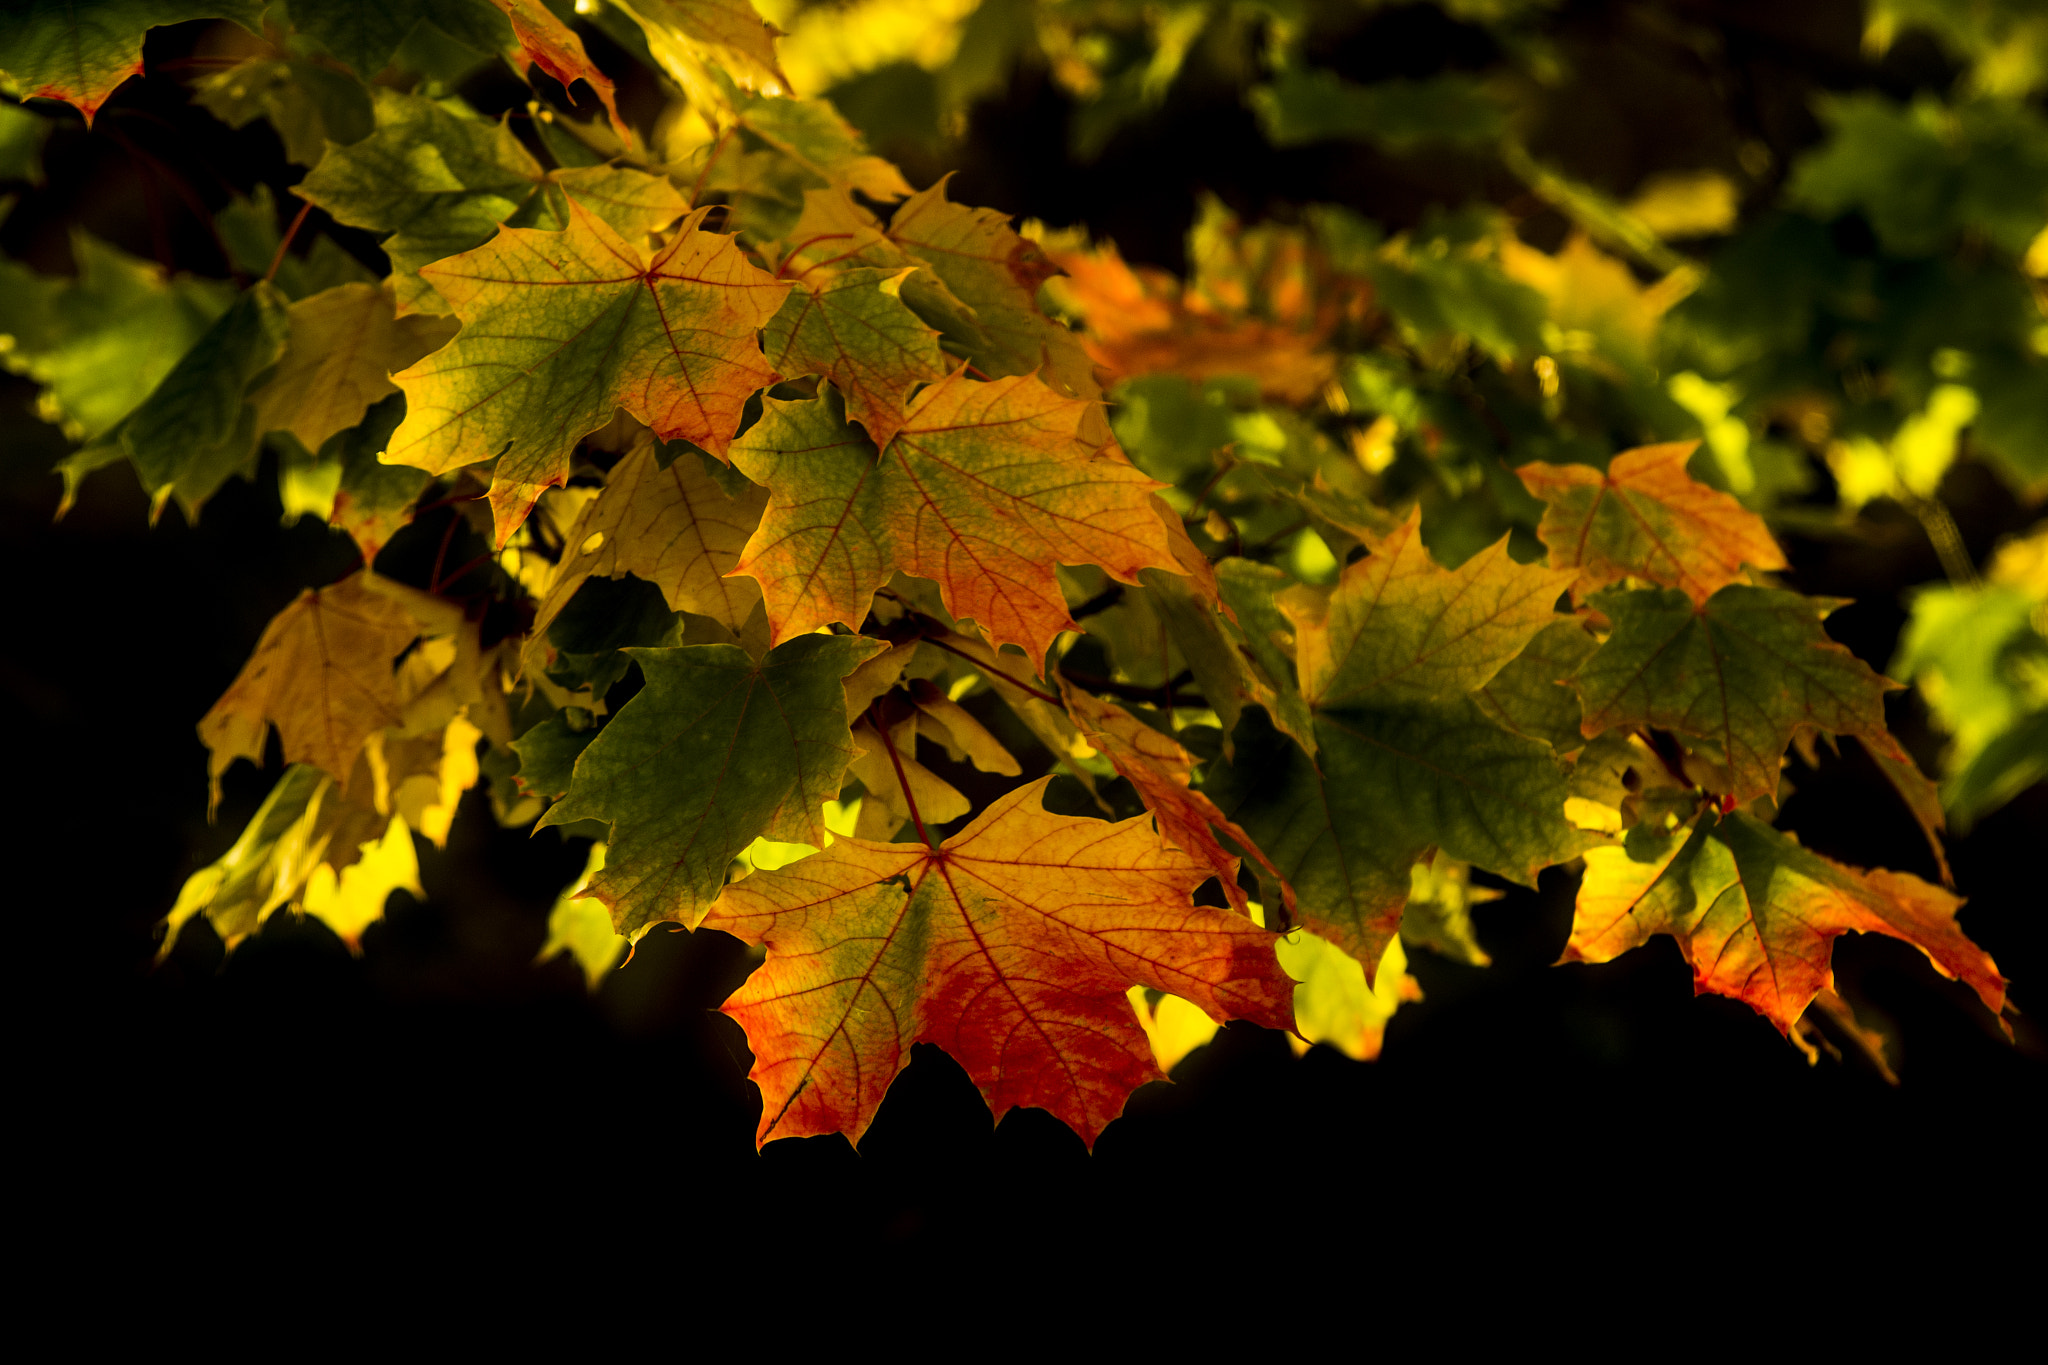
<box><xmin>1518</xmin><ymin>441</ymin><xmax>1787</xmax><ymax>604</ymax></box>
<box><xmin>490</xmin><ymin>0</ymin><xmax>627</xmax><ymax>143</ymax></box>
<box><xmin>388</xmin><ymin>199</ymin><xmax>789</xmax><ymax>545</ymax></box>
<box><xmin>1565</xmin><ymin>811</ymin><xmax>2005</xmax><ymax>1035</ymax></box>
<box><xmin>704</xmin><ymin>779</ymin><xmax>1298</xmax><ymax>1147</ymax></box>
<box><xmin>1048</xmin><ymin>240</ymin><xmax>1339</xmax><ymax>403</ymax></box>
<box><xmin>730</xmin><ymin>373</ymin><xmax>1183</xmax><ymax>664</ymax></box>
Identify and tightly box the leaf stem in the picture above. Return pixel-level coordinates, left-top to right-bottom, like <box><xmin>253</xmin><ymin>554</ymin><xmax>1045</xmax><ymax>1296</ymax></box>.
<box><xmin>880</xmin><ymin>717</ymin><xmax>935</xmax><ymax>849</ymax></box>
<box><xmin>266</xmin><ymin>199</ymin><xmax>313</xmax><ymax>284</ymax></box>
<box><xmin>918</xmin><ymin>633</ymin><xmax>1062</xmax><ymax>705</ymax></box>
<box><xmin>687</xmin><ymin>128</ymin><xmax>732</xmax><ymax>209</ymax></box>
<box><xmin>1902</xmin><ymin>493</ymin><xmax>1979</xmax><ymax>587</ymax></box>
<box><xmin>428</xmin><ymin>507</ymin><xmax>462</xmax><ymax>593</ymax></box>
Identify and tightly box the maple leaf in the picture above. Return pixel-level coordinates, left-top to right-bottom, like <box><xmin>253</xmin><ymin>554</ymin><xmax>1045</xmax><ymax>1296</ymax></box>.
<box><xmin>0</xmin><ymin>1</ymin><xmax>259</xmax><ymax>125</ymax></box>
<box><xmin>546</xmin><ymin>164</ymin><xmax>690</xmax><ymax>239</ymax></box>
<box><xmin>490</xmin><ymin>0</ymin><xmax>626</xmax><ymax>141</ymax></box>
<box><xmin>0</xmin><ymin>232</ymin><xmax>233</xmax><ymax>444</ymax></box>
<box><xmin>1208</xmin><ymin>511</ymin><xmax>1591</xmax><ymax>971</ymax></box>
<box><xmin>617</xmin><ymin>0</ymin><xmax>789</xmax><ymax>109</ymax></box>
<box><xmin>736</xmin><ymin>91</ymin><xmax>913</xmax><ymax>202</ymax></box>
<box><xmin>295</xmin><ymin>87</ymin><xmax>548</xmax><ymax>310</ymax></box>
<box><xmin>386</xmin><ymin>198</ymin><xmax>789</xmax><ymax>544</ymax></box>
<box><xmin>1518</xmin><ymin>441</ymin><xmax>1788</xmax><ymax>605</ymax></box>
<box><xmin>1161</xmin><ymin>557</ymin><xmax>1318</xmax><ymax>755</ymax></box>
<box><xmin>1564</xmin><ymin>811</ymin><xmax>2005</xmax><ymax>1034</ymax></box>
<box><xmin>116</xmin><ymin>281</ymin><xmax>291</xmax><ymax>519</ymax></box>
<box><xmin>326</xmin><ymin>395</ymin><xmax>432</xmax><ymax>565</ymax></box>
<box><xmin>163</xmin><ymin>764</ymin><xmax>399</xmax><ymax>955</ymax></box>
<box><xmin>1281</xmin><ymin>929</ymin><xmax>1420</xmax><ymax>1061</ymax></box>
<box><xmin>1472</xmin><ymin>617</ymin><xmax>1600</xmax><ymax>751</ymax></box>
<box><xmin>530</xmin><ymin>438</ymin><xmax>768</xmax><ymax>656</ymax></box>
<box><xmin>781</xmin><ymin>188</ymin><xmax>983</xmax><ymax>350</ymax></box>
<box><xmin>539</xmin><ymin>633</ymin><xmax>884</xmax><ymax>937</ymax></box>
<box><xmin>1047</xmin><ymin>239</ymin><xmax>1338</xmax><ymax>403</ymax></box>
<box><xmin>1499</xmin><ymin>233</ymin><xmax>1678</xmax><ymax>376</ymax></box>
<box><xmin>887</xmin><ymin>178</ymin><xmax>1100</xmax><ymax>403</ymax></box>
<box><xmin>1573</xmin><ymin>585</ymin><xmax>1899</xmax><ymax>805</ymax></box>
<box><xmin>284</xmin><ymin>0</ymin><xmax>416</xmax><ymax>77</ymax></box>
<box><xmin>731</xmin><ymin>377</ymin><xmax>1180</xmax><ymax>663</ymax></box>
<box><xmin>760</xmin><ymin>267</ymin><xmax>947</xmax><ymax>448</ymax></box>
<box><xmin>197</xmin><ymin>571</ymin><xmax>429</xmax><ymax>814</ymax></box>
<box><xmin>1060</xmin><ymin>681</ymin><xmax>1290</xmax><ymax>920</ymax></box>
<box><xmin>703</xmin><ymin>778</ymin><xmax>1297</xmax><ymax>1147</ymax></box>
<box><xmin>1287</xmin><ymin>509</ymin><xmax>1580</xmax><ymax>709</ymax></box>
<box><xmin>251</xmin><ymin>283</ymin><xmax>459</xmax><ymax>455</ymax></box>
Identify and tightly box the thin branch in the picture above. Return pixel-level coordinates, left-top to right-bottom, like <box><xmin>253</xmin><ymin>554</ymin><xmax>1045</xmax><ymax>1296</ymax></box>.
<box><xmin>1059</xmin><ymin>667</ymin><xmax>1204</xmax><ymax>708</ymax></box>
<box><xmin>266</xmin><ymin>199</ymin><xmax>312</xmax><ymax>283</ymax></box>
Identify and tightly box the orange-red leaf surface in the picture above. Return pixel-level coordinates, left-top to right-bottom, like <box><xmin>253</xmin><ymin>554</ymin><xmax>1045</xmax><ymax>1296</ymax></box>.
<box><xmin>1565</xmin><ymin>811</ymin><xmax>2005</xmax><ymax>1034</ymax></box>
<box><xmin>704</xmin><ymin>778</ymin><xmax>1297</xmax><ymax>1147</ymax></box>
<box><xmin>490</xmin><ymin>0</ymin><xmax>627</xmax><ymax>141</ymax></box>
<box><xmin>197</xmin><ymin>571</ymin><xmax>424</xmax><ymax>814</ymax></box>
<box><xmin>1518</xmin><ymin>441</ymin><xmax>1787</xmax><ymax>604</ymax></box>
<box><xmin>387</xmin><ymin>199</ymin><xmax>788</xmax><ymax>545</ymax></box>
<box><xmin>730</xmin><ymin>374</ymin><xmax>1182</xmax><ymax>663</ymax></box>
<box><xmin>1048</xmin><ymin>240</ymin><xmax>1336</xmax><ymax>403</ymax></box>
<box><xmin>1061</xmin><ymin>681</ymin><xmax>1289</xmax><ymax>919</ymax></box>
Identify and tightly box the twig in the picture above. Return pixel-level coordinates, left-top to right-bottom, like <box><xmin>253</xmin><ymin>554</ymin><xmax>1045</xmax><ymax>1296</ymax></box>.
<box><xmin>266</xmin><ymin>199</ymin><xmax>312</xmax><ymax>283</ymax></box>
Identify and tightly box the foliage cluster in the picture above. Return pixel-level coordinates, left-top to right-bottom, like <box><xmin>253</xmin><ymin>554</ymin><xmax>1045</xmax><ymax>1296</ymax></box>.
<box><xmin>1</xmin><ymin>0</ymin><xmax>2039</xmax><ymax>1147</ymax></box>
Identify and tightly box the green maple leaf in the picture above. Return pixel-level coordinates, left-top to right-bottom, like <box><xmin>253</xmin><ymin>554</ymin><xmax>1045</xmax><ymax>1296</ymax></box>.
<box><xmin>760</xmin><ymin>266</ymin><xmax>947</xmax><ymax>448</ymax></box>
<box><xmin>1573</xmin><ymin>585</ymin><xmax>1899</xmax><ymax>805</ymax></box>
<box><xmin>320</xmin><ymin>393</ymin><xmax>430</xmax><ymax>565</ymax></box>
<box><xmin>386</xmin><ymin>196</ymin><xmax>788</xmax><ymax>544</ymax></box>
<box><xmin>1207</xmin><ymin>510</ymin><xmax>1594</xmax><ymax>971</ymax></box>
<box><xmin>780</xmin><ymin>181</ymin><xmax>1098</xmax><ymax>406</ymax></box>
<box><xmin>1473</xmin><ymin>617</ymin><xmax>1600</xmax><ymax>751</ymax></box>
<box><xmin>538</xmin><ymin>633</ymin><xmax>885</xmax><ymax>937</ymax></box>
<box><xmin>287</xmin><ymin>0</ymin><xmax>425</xmax><ymax>77</ymax></box>
<box><xmin>0</xmin><ymin>1</ymin><xmax>261</xmax><ymax>124</ymax></box>
<box><xmin>296</xmin><ymin>86</ymin><xmax>549</xmax><ymax>311</ymax></box>
<box><xmin>107</xmin><ymin>281</ymin><xmax>291</xmax><ymax>520</ymax></box>
<box><xmin>0</xmin><ymin>231</ymin><xmax>233</xmax><ymax>446</ymax></box>
<box><xmin>734</xmin><ymin>90</ymin><xmax>910</xmax><ymax>201</ymax></box>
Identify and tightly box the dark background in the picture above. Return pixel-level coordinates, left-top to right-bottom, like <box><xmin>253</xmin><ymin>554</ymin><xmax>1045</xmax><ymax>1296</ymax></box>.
<box><xmin>8</xmin><ymin>0</ymin><xmax>2042</xmax><ymax>1268</ymax></box>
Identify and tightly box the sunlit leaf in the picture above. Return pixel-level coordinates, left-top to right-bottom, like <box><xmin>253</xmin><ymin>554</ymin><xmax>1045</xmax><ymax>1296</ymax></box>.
<box><xmin>1566</xmin><ymin>811</ymin><xmax>2006</xmax><ymax>1034</ymax></box>
<box><xmin>1519</xmin><ymin>441</ymin><xmax>1788</xmax><ymax>605</ymax></box>
<box><xmin>704</xmin><ymin>778</ymin><xmax>1296</xmax><ymax>1147</ymax></box>
<box><xmin>387</xmin><ymin>197</ymin><xmax>788</xmax><ymax>543</ymax></box>
<box><xmin>731</xmin><ymin>376</ymin><xmax>1180</xmax><ymax>663</ymax></box>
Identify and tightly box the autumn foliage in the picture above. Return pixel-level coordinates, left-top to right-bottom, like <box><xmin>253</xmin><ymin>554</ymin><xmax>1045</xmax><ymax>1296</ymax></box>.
<box><xmin>3</xmin><ymin>0</ymin><xmax>2039</xmax><ymax>1152</ymax></box>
